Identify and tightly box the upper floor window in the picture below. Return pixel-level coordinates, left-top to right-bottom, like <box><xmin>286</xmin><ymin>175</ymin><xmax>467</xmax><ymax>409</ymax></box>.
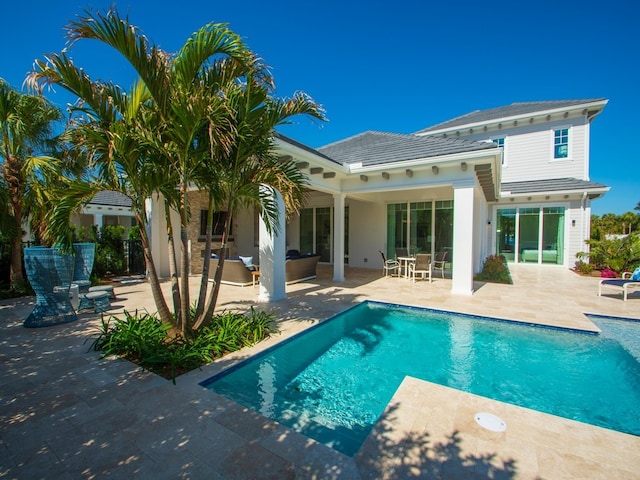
<box><xmin>554</xmin><ymin>128</ymin><xmax>569</xmax><ymax>159</ymax></box>
<box><xmin>492</xmin><ymin>137</ymin><xmax>505</xmax><ymax>164</ymax></box>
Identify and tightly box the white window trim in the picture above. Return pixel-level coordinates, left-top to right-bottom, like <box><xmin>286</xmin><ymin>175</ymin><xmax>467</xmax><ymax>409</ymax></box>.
<box><xmin>551</xmin><ymin>126</ymin><xmax>571</xmax><ymax>162</ymax></box>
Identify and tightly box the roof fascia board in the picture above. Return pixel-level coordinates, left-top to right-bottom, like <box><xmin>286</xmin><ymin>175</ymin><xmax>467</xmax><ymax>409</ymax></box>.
<box><xmin>348</xmin><ymin>148</ymin><xmax>501</xmax><ymax>174</ymax></box>
<box><xmin>500</xmin><ymin>186</ymin><xmax>611</xmax><ymax>197</ymax></box>
<box><xmin>275</xmin><ymin>136</ymin><xmax>348</xmax><ymax>174</ymax></box>
<box><xmin>421</xmin><ymin>99</ymin><xmax>609</xmax><ymax>136</ymax></box>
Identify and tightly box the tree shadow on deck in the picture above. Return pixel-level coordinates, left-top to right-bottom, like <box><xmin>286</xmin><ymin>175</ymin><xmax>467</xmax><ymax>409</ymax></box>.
<box><xmin>355</xmin><ymin>402</ymin><xmax>526</xmax><ymax>479</ymax></box>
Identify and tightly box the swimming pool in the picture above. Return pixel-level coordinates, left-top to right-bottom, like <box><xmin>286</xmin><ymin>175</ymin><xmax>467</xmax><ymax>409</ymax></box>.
<box><xmin>201</xmin><ymin>301</ymin><xmax>640</xmax><ymax>456</ymax></box>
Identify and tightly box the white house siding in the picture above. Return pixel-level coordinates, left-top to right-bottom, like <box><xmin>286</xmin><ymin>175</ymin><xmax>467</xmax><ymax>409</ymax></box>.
<box><xmin>454</xmin><ymin>117</ymin><xmax>589</xmax><ymax>184</ymax></box>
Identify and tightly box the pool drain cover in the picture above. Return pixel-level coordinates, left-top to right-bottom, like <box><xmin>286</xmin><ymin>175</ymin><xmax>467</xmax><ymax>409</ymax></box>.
<box><xmin>474</xmin><ymin>412</ymin><xmax>506</xmax><ymax>432</ymax></box>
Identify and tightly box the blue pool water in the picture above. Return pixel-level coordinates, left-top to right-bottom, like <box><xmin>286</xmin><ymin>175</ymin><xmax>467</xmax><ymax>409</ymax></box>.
<box><xmin>201</xmin><ymin>301</ymin><xmax>640</xmax><ymax>456</ymax></box>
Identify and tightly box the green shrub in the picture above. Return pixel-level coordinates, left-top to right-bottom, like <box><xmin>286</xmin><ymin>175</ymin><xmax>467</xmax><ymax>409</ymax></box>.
<box><xmin>474</xmin><ymin>255</ymin><xmax>512</xmax><ymax>284</ymax></box>
<box><xmin>577</xmin><ymin>232</ymin><xmax>640</xmax><ymax>274</ymax></box>
<box><xmin>575</xmin><ymin>260</ymin><xmax>594</xmax><ymax>275</ymax></box>
<box><xmin>88</xmin><ymin>308</ymin><xmax>278</xmax><ymax>383</ymax></box>
<box><xmin>92</xmin><ymin>225</ymin><xmax>127</xmax><ymax>276</ymax></box>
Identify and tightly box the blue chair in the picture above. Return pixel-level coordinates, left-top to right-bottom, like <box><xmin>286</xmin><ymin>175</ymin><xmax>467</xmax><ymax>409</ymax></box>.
<box><xmin>23</xmin><ymin>247</ymin><xmax>78</xmax><ymax>328</ymax></box>
<box><xmin>73</xmin><ymin>243</ymin><xmax>95</xmax><ymax>293</ymax></box>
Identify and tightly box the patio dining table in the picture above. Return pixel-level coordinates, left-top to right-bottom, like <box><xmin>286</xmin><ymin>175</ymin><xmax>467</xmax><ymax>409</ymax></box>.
<box><xmin>397</xmin><ymin>256</ymin><xmax>415</xmax><ymax>278</ymax></box>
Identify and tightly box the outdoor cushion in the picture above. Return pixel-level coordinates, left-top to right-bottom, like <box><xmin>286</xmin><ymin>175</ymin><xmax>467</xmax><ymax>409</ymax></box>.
<box><xmin>632</xmin><ymin>267</ymin><xmax>640</xmax><ymax>281</ymax></box>
<box><xmin>239</xmin><ymin>256</ymin><xmax>254</xmax><ymax>267</ymax></box>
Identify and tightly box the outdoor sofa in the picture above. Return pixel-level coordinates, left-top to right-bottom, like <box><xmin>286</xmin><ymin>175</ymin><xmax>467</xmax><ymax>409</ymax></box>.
<box><xmin>285</xmin><ymin>252</ymin><xmax>321</xmax><ymax>284</ymax></box>
<box><xmin>208</xmin><ymin>252</ymin><xmax>321</xmax><ymax>286</ymax></box>
<box><xmin>209</xmin><ymin>257</ymin><xmax>257</xmax><ymax>287</ymax></box>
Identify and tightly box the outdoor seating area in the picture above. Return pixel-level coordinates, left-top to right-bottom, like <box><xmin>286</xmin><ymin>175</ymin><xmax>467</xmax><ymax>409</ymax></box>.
<box><xmin>381</xmin><ymin>250</ymin><xmax>449</xmax><ymax>281</ymax></box>
<box><xmin>21</xmin><ymin>243</ymin><xmax>117</xmax><ymax>326</ymax></box>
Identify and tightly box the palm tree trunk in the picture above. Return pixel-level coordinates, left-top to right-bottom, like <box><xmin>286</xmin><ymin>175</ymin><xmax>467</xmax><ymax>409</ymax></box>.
<box><xmin>136</xmin><ymin>213</ymin><xmax>174</xmax><ymax>326</ymax></box>
<box><xmin>178</xmin><ymin>184</ymin><xmax>190</xmax><ymax>334</ymax></box>
<box><xmin>194</xmin><ymin>192</ymin><xmax>214</xmax><ymax>321</ymax></box>
<box><xmin>5</xmin><ymin>154</ymin><xmax>25</xmax><ymax>286</ymax></box>
<box><xmin>193</xmin><ymin>202</ymin><xmax>231</xmax><ymax>330</ymax></box>
<box><xmin>164</xmin><ymin>198</ymin><xmax>181</xmax><ymax>326</ymax></box>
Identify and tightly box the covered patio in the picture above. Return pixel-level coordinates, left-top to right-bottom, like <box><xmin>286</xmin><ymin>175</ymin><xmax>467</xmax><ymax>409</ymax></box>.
<box><xmin>2</xmin><ymin>264</ymin><xmax>639</xmax><ymax>478</ymax></box>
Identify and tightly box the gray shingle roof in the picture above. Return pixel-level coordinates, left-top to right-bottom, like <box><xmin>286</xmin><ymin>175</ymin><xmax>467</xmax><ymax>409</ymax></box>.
<box><xmin>90</xmin><ymin>190</ymin><xmax>132</xmax><ymax>207</ymax></box>
<box><xmin>416</xmin><ymin>99</ymin><xmax>606</xmax><ymax>134</ymax></box>
<box><xmin>317</xmin><ymin>131</ymin><xmax>497</xmax><ymax>167</ymax></box>
<box><xmin>275</xmin><ymin>132</ymin><xmax>339</xmax><ymax>165</ymax></box>
<box><xmin>501</xmin><ymin>178</ymin><xmax>609</xmax><ymax>195</ymax></box>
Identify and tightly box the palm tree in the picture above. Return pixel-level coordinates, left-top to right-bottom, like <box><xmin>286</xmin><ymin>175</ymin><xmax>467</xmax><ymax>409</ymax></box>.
<box><xmin>28</xmin><ymin>8</ymin><xmax>324</xmax><ymax>333</ymax></box>
<box><xmin>192</xmin><ymin>76</ymin><xmax>325</xmax><ymax>329</ymax></box>
<box><xmin>0</xmin><ymin>79</ymin><xmax>62</xmax><ymax>287</ymax></box>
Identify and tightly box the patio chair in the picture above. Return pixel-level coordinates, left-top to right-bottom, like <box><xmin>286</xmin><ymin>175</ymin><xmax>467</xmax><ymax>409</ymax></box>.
<box><xmin>409</xmin><ymin>253</ymin><xmax>432</xmax><ymax>283</ymax></box>
<box><xmin>598</xmin><ymin>268</ymin><xmax>640</xmax><ymax>301</ymax></box>
<box><xmin>395</xmin><ymin>248</ymin><xmax>409</xmax><ymax>259</ymax></box>
<box><xmin>432</xmin><ymin>250</ymin><xmax>448</xmax><ymax>278</ymax></box>
<box><xmin>380</xmin><ymin>251</ymin><xmax>400</xmax><ymax>277</ymax></box>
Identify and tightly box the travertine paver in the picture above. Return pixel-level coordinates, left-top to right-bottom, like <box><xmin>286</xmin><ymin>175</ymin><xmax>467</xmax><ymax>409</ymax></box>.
<box><xmin>1</xmin><ymin>264</ymin><xmax>639</xmax><ymax>479</ymax></box>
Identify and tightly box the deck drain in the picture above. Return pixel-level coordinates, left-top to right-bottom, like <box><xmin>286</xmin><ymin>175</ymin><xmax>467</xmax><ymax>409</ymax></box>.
<box><xmin>474</xmin><ymin>412</ymin><xmax>506</xmax><ymax>432</ymax></box>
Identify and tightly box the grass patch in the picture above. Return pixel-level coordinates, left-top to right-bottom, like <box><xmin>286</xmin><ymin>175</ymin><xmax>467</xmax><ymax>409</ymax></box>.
<box><xmin>88</xmin><ymin>308</ymin><xmax>279</xmax><ymax>382</ymax></box>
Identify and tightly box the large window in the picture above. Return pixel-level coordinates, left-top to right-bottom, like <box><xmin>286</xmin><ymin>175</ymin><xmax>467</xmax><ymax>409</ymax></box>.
<box><xmin>387</xmin><ymin>201</ymin><xmax>453</xmax><ymax>261</ymax></box>
<box><xmin>554</xmin><ymin>128</ymin><xmax>569</xmax><ymax>159</ymax></box>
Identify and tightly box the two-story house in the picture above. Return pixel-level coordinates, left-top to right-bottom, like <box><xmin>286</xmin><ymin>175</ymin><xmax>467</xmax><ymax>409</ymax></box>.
<box><xmin>150</xmin><ymin>98</ymin><xmax>608</xmax><ymax>300</ymax></box>
<box><xmin>414</xmin><ymin>99</ymin><xmax>609</xmax><ymax>267</ymax></box>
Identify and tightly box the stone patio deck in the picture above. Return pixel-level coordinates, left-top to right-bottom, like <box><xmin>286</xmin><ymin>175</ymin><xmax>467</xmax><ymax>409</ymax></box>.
<box><xmin>1</xmin><ymin>264</ymin><xmax>639</xmax><ymax>479</ymax></box>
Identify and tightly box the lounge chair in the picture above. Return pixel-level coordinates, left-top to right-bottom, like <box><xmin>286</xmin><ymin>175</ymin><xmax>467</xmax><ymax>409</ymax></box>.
<box><xmin>432</xmin><ymin>250</ymin><xmax>448</xmax><ymax>278</ymax></box>
<box><xmin>380</xmin><ymin>251</ymin><xmax>400</xmax><ymax>277</ymax></box>
<box><xmin>409</xmin><ymin>253</ymin><xmax>432</xmax><ymax>282</ymax></box>
<box><xmin>598</xmin><ymin>269</ymin><xmax>640</xmax><ymax>301</ymax></box>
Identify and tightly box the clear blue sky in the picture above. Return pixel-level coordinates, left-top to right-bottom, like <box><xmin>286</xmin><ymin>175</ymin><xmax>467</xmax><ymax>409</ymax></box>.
<box><xmin>2</xmin><ymin>0</ymin><xmax>638</xmax><ymax>215</ymax></box>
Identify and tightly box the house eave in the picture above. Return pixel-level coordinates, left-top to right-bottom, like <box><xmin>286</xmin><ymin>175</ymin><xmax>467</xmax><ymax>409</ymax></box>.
<box><xmin>420</xmin><ymin>99</ymin><xmax>609</xmax><ymax>137</ymax></box>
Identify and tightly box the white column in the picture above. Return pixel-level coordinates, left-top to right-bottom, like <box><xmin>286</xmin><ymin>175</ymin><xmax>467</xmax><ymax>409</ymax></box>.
<box><xmin>94</xmin><ymin>213</ymin><xmax>104</xmax><ymax>227</ymax></box>
<box><xmin>451</xmin><ymin>186</ymin><xmax>475</xmax><ymax>295</ymax></box>
<box><xmin>333</xmin><ymin>194</ymin><xmax>345</xmax><ymax>282</ymax></box>
<box><xmin>146</xmin><ymin>194</ymin><xmax>170</xmax><ymax>278</ymax></box>
<box><xmin>258</xmin><ymin>187</ymin><xmax>286</xmax><ymax>302</ymax></box>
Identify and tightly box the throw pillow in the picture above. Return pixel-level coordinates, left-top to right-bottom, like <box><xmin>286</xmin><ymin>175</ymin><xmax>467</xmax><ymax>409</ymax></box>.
<box><xmin>631</xmin><ymin>267</ymin><xmax>640</xmax><ymax>281</ymax></box>
<box><xmin>239</xmin><ymin>256</ymin><xmax>253</xmax><ymax>267</ymax></box>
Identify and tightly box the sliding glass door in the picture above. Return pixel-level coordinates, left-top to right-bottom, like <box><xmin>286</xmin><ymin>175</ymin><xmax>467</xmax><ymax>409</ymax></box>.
<box><xmin>299</xmin><ymin>206</ymin><xmax>349</xmax><ymax>263</ymax></box>
<box><xmin>496</xmin><ymin>207</ymin><xmax>565</xmax><ymax>265</ymax></box>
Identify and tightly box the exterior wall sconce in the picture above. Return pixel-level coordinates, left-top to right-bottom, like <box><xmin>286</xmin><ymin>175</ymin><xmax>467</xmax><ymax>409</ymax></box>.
<box><xmin>382</xmin><ymin>172</ymin><xmax>390</xmax><ymax>180</ymax></box>
<box><xmin>460</xmin><ymin>162</ymin><xmax>467</xmax><ymax>171</ymax></box>
<box><xmin>432</xmin><ymin>166</ymin><xmax>439</xmax><ymax>174</ymax></box>
<box><xmin>405</xmin><ymin>169</ymin><xmax>413</xmax><ymax>177</ymax></box>
<box><xmin>564</xmin><ymin>112</ymin><xmax>569</xmax><ymax>118</ymax></box>
<box><xmin>360</xmin><ymin>174</ymin><xmax>368</xmax><ymax>182</ymax></box>
<box><xmin>295</xmin><ymin>161</ymin><xmax>309</xmax><ymax>169</ymax></box>
<box><xmin>527</xmin><ymin>196</ymin><xmax>532</xmax><ymax>201</ymax></box>
<box><xmin>572</xmin><ymin>220</ymin><xmax>576</xmax><ymax>227</ymax></box>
